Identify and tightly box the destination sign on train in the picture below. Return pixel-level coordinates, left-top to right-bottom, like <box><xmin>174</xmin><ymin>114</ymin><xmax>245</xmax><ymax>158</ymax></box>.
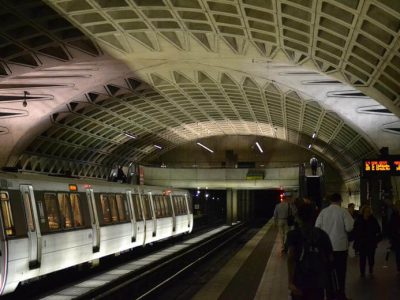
<box><xmin>362</xmin><ymin>158</ymin><xmax>400</xmax><ymax>176</ymax></box>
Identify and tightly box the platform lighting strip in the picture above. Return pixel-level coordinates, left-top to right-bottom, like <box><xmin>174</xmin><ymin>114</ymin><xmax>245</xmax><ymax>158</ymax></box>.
<box><xmin>255</xmin><ymin>142</ymin><xmax>263</xmax><ymax>153</ymax></box>
<box><xmin>197</xmin><ymin>142</ymin><xmax>214</xmax><ymax>153</ymax></box>
<box><xmin>154</xmin><ymin>144</ymin><xmax>162</xmax><ymax>149</ymax></box>
<box><xmin>123</xmin><ymin>132</ymin><xmax>136</xmax><ymax>139</ymax></box>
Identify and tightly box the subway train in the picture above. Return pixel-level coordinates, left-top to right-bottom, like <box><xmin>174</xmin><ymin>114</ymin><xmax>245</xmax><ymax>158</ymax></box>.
<box><xmin>0</xmin><ymin>172</ymin><xmax>193</xmax><ymax>295</ymax></box>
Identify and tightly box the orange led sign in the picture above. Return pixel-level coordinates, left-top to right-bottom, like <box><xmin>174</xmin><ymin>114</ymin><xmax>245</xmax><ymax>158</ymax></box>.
<box><xmin>364</xmin><ymin>160</ymin><xmax>390</xmax><ymax>171</ymax></box>
<box><xmin>362</xmin><ymin>157</ymin><xmax>400</xmax><ymax>176</ymax></box>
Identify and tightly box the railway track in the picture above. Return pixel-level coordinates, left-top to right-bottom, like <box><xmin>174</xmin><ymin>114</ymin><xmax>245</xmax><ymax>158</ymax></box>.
<box><xmin>37</xmin><ymin>222</ymin><xmax>248</xmax><ymax>300</ymax></box>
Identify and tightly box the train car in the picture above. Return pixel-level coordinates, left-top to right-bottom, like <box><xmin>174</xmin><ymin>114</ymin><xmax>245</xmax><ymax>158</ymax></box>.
<box><xmin>0</xmin><ymin>172</ymin><xmax>193</xmax><ymax>295</ymax></box>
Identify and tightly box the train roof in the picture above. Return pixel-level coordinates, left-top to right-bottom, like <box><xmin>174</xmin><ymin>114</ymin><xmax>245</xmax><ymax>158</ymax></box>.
<box><xmin>0</xmin><ymin>171</ymin><xmax>188</xmax><ymax>195</ymax></box>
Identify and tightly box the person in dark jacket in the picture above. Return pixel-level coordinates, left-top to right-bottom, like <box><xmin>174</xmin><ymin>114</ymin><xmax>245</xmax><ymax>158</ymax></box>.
<box><xmin>287</xmin><ymin>203</ymin><xmax>333</xmax><ymax>300</ymax></box>
<box><xmin>353</xmin><ymin>205</ymin><xmax>381</xmax><ymax>277</ymax></box>
<box><xmin>388</xmin><ymin>201</ymin><xmax>400</xmax><ymax>273</ymax></box>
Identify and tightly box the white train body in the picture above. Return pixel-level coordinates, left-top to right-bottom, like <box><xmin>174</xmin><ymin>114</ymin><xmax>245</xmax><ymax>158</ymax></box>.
<box><xmin>0</xmin><ymin>172</ymin><xmax>193</xmax><ymax>295</ymax></box>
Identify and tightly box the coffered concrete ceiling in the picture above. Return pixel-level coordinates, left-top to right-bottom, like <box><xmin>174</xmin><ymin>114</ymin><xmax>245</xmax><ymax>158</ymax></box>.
<box><xmin>0</xmin><ymin>0</ymin><xmax>399</xmax><ymax>185</ymax></box>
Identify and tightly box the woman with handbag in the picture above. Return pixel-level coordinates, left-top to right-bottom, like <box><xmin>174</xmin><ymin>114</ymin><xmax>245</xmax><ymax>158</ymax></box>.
<box><xmin>353</xmin><ymin>205</ymin><xmax>382</xmax><ymax>278</ymax></box>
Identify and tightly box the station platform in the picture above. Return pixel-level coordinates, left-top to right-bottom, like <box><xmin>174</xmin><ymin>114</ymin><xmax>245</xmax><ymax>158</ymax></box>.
<box><xmin>193</xmin><ymin>221</ymin><xmax>400</xmax><ymax>300</ymax></box>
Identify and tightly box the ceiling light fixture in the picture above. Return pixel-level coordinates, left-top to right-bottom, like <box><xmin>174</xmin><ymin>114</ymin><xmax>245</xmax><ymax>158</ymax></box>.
<box><xmin>255</xmin><ymin>142</ymin><xmax>264</xmax><ymax>153</ymax></box>
<box><xmin>308</xmin><ymin>144</ymin><xmax>312</xmax><ymax>149</ymax></box>
<box><xmin>154</xmin><ymin>145</ymin><xmax>162</xmax><ymax>149</ymax></box>
<box><xmin>312</xmin><ymin>132</ymin><xmax>316</xmax><ymax>139</ymax></box>
<box><xmin>197</xmin><ymin>142</ymin><xmax>214</xmax><ymax>153</ymax></box>
<box><xmin>124</xmin><ymin>132</ymin><xmax>136</xmax><ymax>139</ymax></box>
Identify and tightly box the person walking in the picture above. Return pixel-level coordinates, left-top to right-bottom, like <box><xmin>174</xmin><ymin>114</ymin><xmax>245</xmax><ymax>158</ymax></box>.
<box><xmin>315</xmin><ymin>193</ymin><xmax>354</xmax><ymax>300</ymax></box>
<box><xmin>287</xmin><ymin>203</ymin><xmax>333</xmax><ymax>300</ymax></box>
<box><xmin>347</xmin><ymin>203</ymin><xmax>359</xmax><ymax>256</ymax></box>
<box><xmin>388</xmin><ymin>201</ymin><xmax>400</xmax><ymax>274</ymax></box>
<box><xmin>353</xmin><ymin>205</ymin><xmax>381</xmax><ymax>278</ymax></box>
<box><xmin>274</xmin><ymin>195</ymin><xmax>294</xmax><ymax>253</ymax></box>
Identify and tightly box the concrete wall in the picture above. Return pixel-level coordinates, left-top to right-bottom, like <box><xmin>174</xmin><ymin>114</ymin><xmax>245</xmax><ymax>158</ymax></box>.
<box><xmin>142</xmin><ymin>166</ymin><xmax>299</xmax><ymax>189</ymax></box>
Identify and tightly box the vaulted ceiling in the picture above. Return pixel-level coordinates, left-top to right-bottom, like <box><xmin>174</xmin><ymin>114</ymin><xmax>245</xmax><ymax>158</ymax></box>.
<box><xmin>0</xmin><ymin>0</ymin><xmax>399</xmax><ymax>183</ymax></box>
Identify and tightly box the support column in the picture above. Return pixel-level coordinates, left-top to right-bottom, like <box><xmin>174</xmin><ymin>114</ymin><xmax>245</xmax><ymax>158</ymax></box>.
<box><xmin>242</xmin><ymin>190</ymin><xmax>250</xmax><ymax>221</ymax></box>
<box><xmin>226</xmin><ymin>189</ymin><xmax>238</xmax><ymax>225</ymax></box>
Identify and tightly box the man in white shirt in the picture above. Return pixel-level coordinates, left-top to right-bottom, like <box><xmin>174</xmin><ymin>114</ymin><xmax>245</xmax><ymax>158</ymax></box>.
<box><xmin>315</xmin><ymin>193</ymin><xmax>354</xmax><ymax>300</ymax></box>
<box><xmin>274</xmin><ymin>196</ymin><xmax>294</xmax><ymax>253</ymax></box>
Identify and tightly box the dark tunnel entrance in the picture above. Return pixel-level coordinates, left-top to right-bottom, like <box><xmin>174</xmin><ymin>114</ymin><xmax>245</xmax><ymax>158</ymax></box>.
<box><xmin>252</xmin><ymin>189</ymin><xmax>281</xmax><ymax>220</ymax></box>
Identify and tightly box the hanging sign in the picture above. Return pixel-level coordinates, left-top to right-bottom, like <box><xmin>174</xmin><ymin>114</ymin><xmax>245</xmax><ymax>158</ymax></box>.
<box><xmin>361</xmin><ymin>157</ymin><xmax>400</xmax><ymax>177</ymax></box>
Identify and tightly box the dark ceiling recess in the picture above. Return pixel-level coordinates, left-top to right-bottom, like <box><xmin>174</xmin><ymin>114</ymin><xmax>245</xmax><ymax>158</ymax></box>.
<box><xmin>357</xmin><ymin>106</ymin><xmax>393</xmax><ymax>115</ymax></box>
<box><xmin>365</xmin><ymin>109</ymin><xmax>391</xmax><ymax>114</ymax></box>
<box><xmin>301</xmin><ymin>80</ymin><xmax>342</xmax><ymax>85</ymax></box>
<box><xmin>0</xmin><ymin>112</ymin><xmax>21</xmax><ymax>117</ymax></box>
<box><xmin>327</xmin><ymin>91</ymin><xmax>367</xmax><ymax>97</ymax></box>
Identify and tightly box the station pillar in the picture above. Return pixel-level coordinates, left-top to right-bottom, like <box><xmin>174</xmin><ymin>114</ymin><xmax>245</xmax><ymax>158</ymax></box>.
<box><xmin>238</xmin><ymin>190</ymin><xmax>251</xmax><ymax>221</ymax></box>
<box><xmin>226</xmin><ymin>189</ymin><xmax>238</xmax><ymax>225</ymax></box>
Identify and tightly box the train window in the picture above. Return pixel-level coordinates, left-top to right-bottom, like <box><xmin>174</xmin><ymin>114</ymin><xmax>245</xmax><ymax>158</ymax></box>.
<box><xmin>132</xmin><ymin>194</ymin><xmax>143</xmax><ymax>221</ymax></box>
<box><xmin>157</xmin><ymin>196</ymin><xmax>165</xmax><ymax>217</ymax></box>
<box><xmin>22</xmin><ymin>191</ymin><xmax>35</xmax><ymax>231</ymax></box>
<box><xmin>164</xmin><ymin>197</ymin><xmax>172</xmax><ymax>216</ymax></box>
<box><xmin>44</xmin><ymin>193</ymin><xmax>60</xmax><ymax>230</ymax></box>
<box><xmin>160</xmin><ymin>197</ymin><xmax>165</xmax><ymax>217</ymax></box>
<box><xmin>175</xmin><ymin>196</ymin><xmax>187</xmax><ymax>215</ymax></box>
<box><xmin>37</xmin><ymin>200</ymin><xmax>46</xmax><ymax>224</ymax></box>
<box><xmin>116</xmin><ymin>194</ymin><xmax>128</xmax><ymax>222</ymax></box>
<box><xmin>70</xmin><ymin>194</ymin><xmax>83</xmax><ymax>227</ymax></box>
<box><xmin>142</xmin><ymin>195</ymin><xmax>152</xmax><ymax>219</ymax></box>
<box><xmin>0</xmin><ymin>192</ymin><xmax>15</xmax><ymax>236</ymax></box>
<box><xmin>154</xmin><ymin>196</ymin><xmax>161</xmax><ymax>217</ymax></box>
<box><xmin>182</xmin><ymin>197</ymin><xmax>188</xmax><ymax>214</ymax></box>
<box><xmin>100</xmin><ymin>194</ymin><xmax>111</xmax><ymax>224</ymax></box>
<box><xmin>109</xmin><ymin>194</ymin><xmax>119</xmax><ymax>222</ymax></box>
<box><xmin>187</xmin><ymin>196</ymin><xmax>193</xmax><ymax>213</ymax></box>
<box><xmin>180</xmin><ymin>197</ymin><xmax>185</xmax><ymax>215</ymax></box>
<box><xmin>57</xmin><ymin>193</ymin><xmax>73</xmax><ymax>229</ymax></box>
<box><xmin>173</xmin><ymin>196</ymin><xmax>182</xmax><ymax>215</ymax></box>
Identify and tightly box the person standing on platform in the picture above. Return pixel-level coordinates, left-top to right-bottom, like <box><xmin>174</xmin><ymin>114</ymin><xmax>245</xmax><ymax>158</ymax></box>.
<box><xmin>347</xmin><ymin>203</ymin><xmax>359</xmax><ymax>220</ymax></box>
<box><xmin>315</xmin><ymin>193</ymin><xmax>354</xmax><ymax>300</ymax></box>
<box><xmin>353</xmin><ymin>205</ymin><xmax>381</xmax><ymax>278</ymax></box>
<box><xmin>287</xmin><ymin>203</ymin><xmax>333</xmax><ymax>300</ymax></box>
<box><xmin>347</xmin><ymin>203</ymin><xmax>360</xmax><ymax>256</ymax></box>
<box><xmin>310</xmin><ymin>156</ymin><xmax>318</xmax><ymax>176</ymax></box>
<box><xmin>388</xmin><ymin>201</ymin><xmax>400</xmax><ymax>274</ymax></box>
<box><xmin>274</xmin><ymin>195</ymin><xmax>293</xmax><ymax>253</ymax></box>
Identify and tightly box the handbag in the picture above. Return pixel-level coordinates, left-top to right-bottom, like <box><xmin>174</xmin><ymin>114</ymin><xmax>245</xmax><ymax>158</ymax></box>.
<box><xmin>287</xmin><ymin>204</ymin><xmax>295</xmax><ymax>226</ymax></box>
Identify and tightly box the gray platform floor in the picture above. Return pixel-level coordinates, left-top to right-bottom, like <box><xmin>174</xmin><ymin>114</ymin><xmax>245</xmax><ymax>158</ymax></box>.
<box><xmin>194</xmin><ymin>221</ymin><xmax>400</xmax><ymax>300</ymax></box>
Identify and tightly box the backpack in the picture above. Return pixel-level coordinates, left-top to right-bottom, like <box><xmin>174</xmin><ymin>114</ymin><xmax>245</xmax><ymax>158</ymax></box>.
<box><xmin>294</xmin><ymin>228</ymin><xmax>328</xmax><ymax>289</ymax></box>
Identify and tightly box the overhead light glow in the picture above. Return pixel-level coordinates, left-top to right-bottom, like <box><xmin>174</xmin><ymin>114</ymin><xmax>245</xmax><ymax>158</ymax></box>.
<box><xmin>312</xmin><ymin>132</ymin><xmax>316</xmax><ymax>139</ymax></box>
<box><xmin>197</xmin><ymin>142</ymin><xmax>214</xmax><ymax>153</ymax></box>
<box><xmin>124</xmin><ymin>132</ymin><xmax>136</xmax><ymax>139</ymax></box>
<box><xmin>308</xmin><ymin>144</ymin><xmax>312</xmax><ymax>149</ymax></box>
<box><xmin>255</xmin><ymin>142</ymin><xmax>264</xmax><ymax>153</ymax></box>
<box><xmin>154</xmin><ymin>144</ymin><xmax>162</xmax><ymax>149</ymax></box>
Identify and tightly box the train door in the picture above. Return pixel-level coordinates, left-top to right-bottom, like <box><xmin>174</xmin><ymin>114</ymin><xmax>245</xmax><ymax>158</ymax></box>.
<box><xmin>85</xmin><ymin>189</ymin><xmax>100</xmax><ymax>252</ymax></box>
<box><xmin>148</xmin><ymin>193</ymin><xmax>157</xmax><ymax>237</ymax></box>
<box><xmin>20</xmin><ymin>185</ymin><xmax>41</xmax><ymax>269</ymax></box>
<box><xmin>169</xmin><ymin>194</ymin><xmax>176</xmax><ymax>233</ymax></box>
<box><xmin>137</xmin><ymin>192</ymin><xmax>146</xmax><ymax>243</ymax></box>
<box><xmin>184</xmin><ymin>194</ymin><xmax>191</xmax><ymax>228</ymax></box>
<box><xmin>126</xmin><ymin>191</ymin><xmax>136</xmax><ymax>243</ymax></box>
<box><xmin>0</xmin><ymin>192</ymin><xmax>9</xmax><ymax>295</ymax></box>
